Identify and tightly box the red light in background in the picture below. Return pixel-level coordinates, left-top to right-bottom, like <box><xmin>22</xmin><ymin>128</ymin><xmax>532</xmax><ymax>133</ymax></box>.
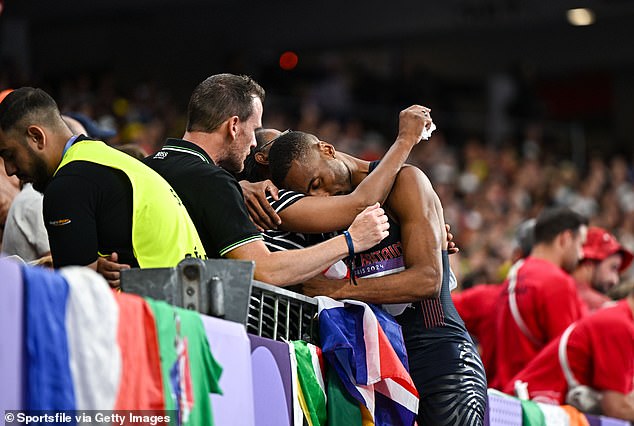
<box><xmin>279</xmin><ymin>51</ymin><xmax>298</xmax><ymax>71</ymax></box>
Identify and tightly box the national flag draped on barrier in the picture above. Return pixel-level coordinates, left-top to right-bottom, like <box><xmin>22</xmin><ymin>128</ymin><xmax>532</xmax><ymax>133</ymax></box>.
<box><xmin>22</xmin><ymin>265</ymin><xmax>222</xmax><ymax>425</ymax></box>
<box><xmin>24</xmin><ymin>265</ymin><xmax>166</xmax><ymax>412</ymax></box>
<box><xmin>521</xmin><ymin>399</ymin><xmax>547</xmax><ymax>426</ymax></box>
<box><xmin>315</xmin><ymin>296</ymin><xmax>419</xmax><ymax>426</ymax></box>
<box><xmin>289</xmin><ymin>340</ymin><xmax>327</xmax><ymax>426</ymax></box>
<box><xmin>145</xmin><ymin>299</ymin><xmax>223</xmax><ymax>426</ymax></box>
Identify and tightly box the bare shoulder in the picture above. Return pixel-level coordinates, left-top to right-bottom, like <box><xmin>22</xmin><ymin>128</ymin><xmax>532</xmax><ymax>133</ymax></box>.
<box><xmin>400</xmin><ymin>164</ymin><xmax>435</xmax><ymax>189</ymax></box>
<box><xmin>387</xmin><ymin>164</ymin><xmax>447</xmax><ymax>248</ymax></box>
<box><xmin>389</xmin><ymin>165</ymin><xmax>439</xmax><ymax>207</ymax></box>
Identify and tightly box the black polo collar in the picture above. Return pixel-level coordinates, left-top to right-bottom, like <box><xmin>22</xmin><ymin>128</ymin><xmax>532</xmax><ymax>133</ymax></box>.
<box><xmin>160</xmin><ymin>138</ymin><xmax>214</xmax><ymax>165</ymax></box>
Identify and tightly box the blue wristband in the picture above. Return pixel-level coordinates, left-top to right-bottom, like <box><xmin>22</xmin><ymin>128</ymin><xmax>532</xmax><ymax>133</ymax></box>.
<box><xmin>343</xmin><ymin>230</ymin><xmax>355</xmax><ymax>258</ymax></box>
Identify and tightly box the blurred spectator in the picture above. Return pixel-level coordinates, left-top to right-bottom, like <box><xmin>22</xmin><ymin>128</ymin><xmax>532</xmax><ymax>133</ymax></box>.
<box><xmin>63</xmin><ymin>111</ymin><xmax>117</xmax><ymax>141</ymax></box>
<box><xmin>452</xmin><ymin>218</ymin><xmax>536</xmax><ymax>385</ymax></box>
<box><xmin>1</xmin><ymin>182</ymin><xmax>49</xmax><ymax>262</ymax></box>
<box><xmin>572</xmin><ymin>226</ymin><xmax>633</xmax><ymax>312</ymax></box>
<box><xmin>0</xmin><ymin>158</ymin><xmax>19</xmax><ymax>249</ymax></box>
<box><xmin>491</xmin><ymin>207</ymin><xmax>588</xmax><ymax>389</ymax></box>
<box><xmin>0</xmin><ymin>89</ymin><xmax>20</xmax><ymax>249</ymax></box>
<box><xmin>504</xmin><ymin>290</ymin><xmax>634</xmax><ymax>422</ymax></box>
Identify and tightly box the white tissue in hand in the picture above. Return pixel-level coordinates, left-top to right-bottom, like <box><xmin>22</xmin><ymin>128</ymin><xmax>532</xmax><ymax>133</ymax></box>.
<box><xmin>421</xmin><ymin>122</ymin><xmax>437</xmax><ymax>141</ymax></box>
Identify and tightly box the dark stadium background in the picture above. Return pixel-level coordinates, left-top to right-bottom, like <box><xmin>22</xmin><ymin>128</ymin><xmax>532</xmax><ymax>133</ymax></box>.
<box><xmin>2</xmin><ymin>0</ymin><xmax>634</xmax><ymax>156</ymax></box>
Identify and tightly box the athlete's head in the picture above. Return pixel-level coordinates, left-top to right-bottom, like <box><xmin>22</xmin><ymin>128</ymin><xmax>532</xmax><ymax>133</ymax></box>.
<box><xmin>578</xmin><ymin>226</ymin><xmax>633</xmax><ymax>293</ymax></box>
<box><xmin>186</xmin><ymin>74</ymin><xmax>265</xmax><ymax>173</ymax></box>
<box><xmin>0</xmin><ymin>87</ymin><xmax>70</xmax><ymax>192</ymax></box>
<box><xmin>268</xmin><ymin>130</ymin><xmax>352</xmax><ymax>196</ymax></box>
<box><xmin>534</xmin><ymin>207</ymin><xmax>589</xmax><ymax>273</ymax></box>
<box><xmin>239</xmin><ymin>128</ymin><xmax>283</xmax><ymax>182</ymax></box>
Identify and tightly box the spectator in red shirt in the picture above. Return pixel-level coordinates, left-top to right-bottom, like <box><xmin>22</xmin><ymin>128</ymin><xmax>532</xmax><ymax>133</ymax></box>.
<box><xmin>453</xmin><ymin>218</ymin><xmax>535</xmax><ymax>384</ymax></box>
<box><xmin>492</xmin><ymin>207</ymin><xmax>588</xmax><ymax>389</ymax></box>
<box><xmin>572</xmin><ymin>226</ymin><xmax>633</xmax><ymax>312</ymax></box>
<box><xmin>503</xmin><ymin>290</ymin><xmax>634</xmax><ymax>422</ymax></box>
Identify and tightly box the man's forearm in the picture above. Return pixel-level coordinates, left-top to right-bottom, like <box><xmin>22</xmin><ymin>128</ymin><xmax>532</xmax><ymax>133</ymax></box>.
<box><xmin>256</xmin><ymin>234</ymin><xmax>350</xmax><ymax>285</ymax></box>
<box><xmin>247</xmin><ymin>203</ymin><xmax>389</xmax><ymax>286</ymax></box>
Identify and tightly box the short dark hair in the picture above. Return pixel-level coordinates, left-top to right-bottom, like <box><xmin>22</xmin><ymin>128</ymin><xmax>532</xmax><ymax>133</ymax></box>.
<box><xmin>0</xmin><ymin>87</ymin><xmax>61</xmax><ymax>133</ymax></box>
<box><xmin>238</xmin><ymin>149</ymin><xmax>259</xmax><ymax>182</ymax></box>
<box><xmin>268</xmin><ymin>130</ymin><xmax>314</xmax><ymax>187</ymax></box>
<box><xmin>534</xmin><ymin>207</ymin><xmax>588</xmax><ymax>244</ymax></box>
<box><xmin>186</xmin><ymin>73</ymin><xmax>265</xmax><ymax>133</ymax></box>
<box><xmin>236</xmin><ymin>128</ymin><xmax>273</xmax><ymax>182</ymax></box>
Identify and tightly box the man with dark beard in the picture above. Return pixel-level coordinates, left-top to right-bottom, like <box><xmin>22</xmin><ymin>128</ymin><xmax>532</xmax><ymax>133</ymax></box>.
<box><xmin>572</xmin><ymin>226</ymin><xmax>633</xmax><ymax>312</ymax></box>
<box><xmin>0</xmin><ymin>87</ymin><xmax>206</xmax><ymax>270</ymax></box>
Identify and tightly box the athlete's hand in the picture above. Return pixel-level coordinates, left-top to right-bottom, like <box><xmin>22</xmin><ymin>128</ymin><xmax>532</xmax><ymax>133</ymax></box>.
<box><xmin>97</xmin><ymin>252</ymin><xmax>130</xmax><ymax>289</ymax></box>
<box><xmin>397</xmin><ymin>104</ymin><xmax>433</xmax><ymax>146</ymax></box>
<box><xmin>301</xmin><ymin>275</ymin><xmax>346</xmax><ymax>299</ymax></box>
<box><xmin>446</xmin><ymin>223</ymin><xmax>460</xmax><ymax>255</ymax></box>
<box><xmin>239</xmin><ymin>179</ymin><xmax>281</xmax><ymax>232</ymax></box>
<box><xmin>347</xmin><ymin>203</ymin><xmax>390</xmax><ymax>253</ymax></box>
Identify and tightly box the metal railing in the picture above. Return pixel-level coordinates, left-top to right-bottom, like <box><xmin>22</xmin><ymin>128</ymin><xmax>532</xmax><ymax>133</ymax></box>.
<box><xmin>121</xmin><ymin>257</ymin><xmax>319</xmax><ymax>344</ymax></box>
<box><xmin>248</xmin><ymin>281</ymin><xmax>318</xmax><ymax>344</ymax></box>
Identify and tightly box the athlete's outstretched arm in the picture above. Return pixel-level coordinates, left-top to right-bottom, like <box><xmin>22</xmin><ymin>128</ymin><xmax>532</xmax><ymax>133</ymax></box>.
<box><xmin>302</xmin><ymin>166</ymin><xmax>446</xmax><ymax>302</ymax></box>
<box><xmin>226</xmin><ymin>203</ymin><xmax>389</xmax><ymax>286</ymax></box>
<box><xmin>243</xmin><ymin>105</ymin><xmax>432</xmax><ymax>233</ymax></box>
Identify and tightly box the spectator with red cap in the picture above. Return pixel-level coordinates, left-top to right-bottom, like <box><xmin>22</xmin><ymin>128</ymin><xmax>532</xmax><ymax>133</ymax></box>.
<box><xmin>572</xmin><ymin>226</ymin><xmax>634</xmax><ymax>312</ymax></box>
<box><xmin>504</xmin><ymin>288</ymin><xmax>634</xmax><ymax>422</ymax></box>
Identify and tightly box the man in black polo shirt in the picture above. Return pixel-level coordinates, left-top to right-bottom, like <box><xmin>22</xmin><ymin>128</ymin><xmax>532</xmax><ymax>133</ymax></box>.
<box><xmin>144</xmin><ymin>73</ymin><xmax>389</xmax><ymax>286</ymax></box>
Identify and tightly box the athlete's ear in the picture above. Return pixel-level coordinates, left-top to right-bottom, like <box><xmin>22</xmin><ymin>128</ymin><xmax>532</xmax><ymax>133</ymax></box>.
<box><xmin>318</xmin><ymin>141</ymin><xmax>336</xmax><ymax>158</ymax></box>
<box><xmin>254</xmin><ymin>151</ymin><xmax>269</xmax><ymax>165</ymax></box>
<box><xmin>26</xmin><ymin>125</ymin><xmax>46</xmax><ymax>150</ymax></box>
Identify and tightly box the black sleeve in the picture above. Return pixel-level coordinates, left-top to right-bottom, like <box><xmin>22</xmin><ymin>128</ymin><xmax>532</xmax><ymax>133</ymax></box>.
<box><xmin>43</xmin><ymin>162</ymin><xmax>136</xmax><ymax>268</ymax></box>
<box><xmin>43</xmin><ymin>173</ymin><xmax>100</xmax><ymax>267</ymax></box>
<box><xmin>194</xmin><ymin>169</ymin><xmax>262</xmax><ymax>257</ymax></box>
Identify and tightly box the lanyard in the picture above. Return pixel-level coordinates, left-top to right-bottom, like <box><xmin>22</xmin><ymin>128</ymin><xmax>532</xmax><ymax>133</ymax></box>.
<box><xmin>62</xmin><ymin>135</ymin><xmax>81</xmax><ymax>158</ymax></box>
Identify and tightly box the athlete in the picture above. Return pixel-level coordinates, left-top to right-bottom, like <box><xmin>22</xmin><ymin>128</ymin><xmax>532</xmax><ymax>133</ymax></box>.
<box><xmin>238</xmin><ymin>105</ymin><xmax>441</xmax><ymax>254</ymax></box>
<box><xmin>264</xmin><ymin>130</ymin><xmax>487</xmax><ymax>425</ymax></box>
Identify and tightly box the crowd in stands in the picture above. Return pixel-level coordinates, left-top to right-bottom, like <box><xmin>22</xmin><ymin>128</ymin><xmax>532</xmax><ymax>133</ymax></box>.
<box><xmin>1</xmin><ymin>69</ymin><xmax>633</xmax><ymax>423</ymax></box>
